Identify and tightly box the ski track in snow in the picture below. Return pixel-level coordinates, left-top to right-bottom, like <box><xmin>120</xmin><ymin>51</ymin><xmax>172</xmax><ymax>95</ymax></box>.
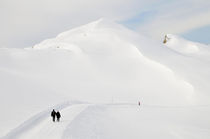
<box><xmin>0</xmin><ymin>101</ymin><xmax>88</xmax><ymax>139</ymax></box>
<box><xmin>1</xmin><ymin>19</ymin><xmax>210</xmax><ymax>139</ymax></box>
<box><xmin>1</xmin><ymin>102</ymin><xmax>133</xmax><ymax>139</ymax></box>
<box><xmin>18</xmin><ymin>104</ymin><xmax>90</xmax><ymax>139</ymax></box>
<box><xmin>1</xmin><ymin>102</ymin><xmax>136</xmax><ymax>139</ymax></box>
<box><xmin>2</xmin><ymin>102</ymin><xmax>210</xmax><ymax>139</ymax></box>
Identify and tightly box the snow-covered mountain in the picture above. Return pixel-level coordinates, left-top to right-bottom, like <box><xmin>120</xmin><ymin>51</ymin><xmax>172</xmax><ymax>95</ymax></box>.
<box><xmin>163</xmin><ymin>34</ymin><xmax>210</xmax><ymax>55</ymax></box>
<box><xmin>1</xmin><ymin>19</ymin><xmax>210</xmax><ymax>139</ymax></box>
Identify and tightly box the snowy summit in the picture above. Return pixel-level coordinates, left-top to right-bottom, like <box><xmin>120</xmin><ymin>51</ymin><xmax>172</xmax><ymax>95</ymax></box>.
<box><xmin>1</xmin><ymin>19</ymin><xmax>210</xmax><ymax>139</ymax></box>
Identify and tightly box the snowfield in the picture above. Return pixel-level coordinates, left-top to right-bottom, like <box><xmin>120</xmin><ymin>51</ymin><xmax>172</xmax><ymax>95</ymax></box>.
<box><xmin>2</xmin><ymin>102</ymin><xmax>210</xmax><ymax>139</ymax></box>
<box><xmin>0</xmin><ymin>19</ymin><xmax>210</xmax><ymax>139</ymax></box>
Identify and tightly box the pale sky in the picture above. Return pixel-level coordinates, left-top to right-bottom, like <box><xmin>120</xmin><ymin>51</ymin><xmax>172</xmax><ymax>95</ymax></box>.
<box><xmin>1</xmin><ymin>0</ymin><xmax>210</xmax><ymax>48</ymax></box>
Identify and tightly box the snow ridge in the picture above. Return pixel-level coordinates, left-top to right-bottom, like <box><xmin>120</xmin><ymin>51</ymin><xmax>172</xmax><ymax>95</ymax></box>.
<box><xmin>163</xmin><ymin>34</ymin><xmax>210</xmax><ymax>55</ymax></box>
<box><xmin>1</xmin><ymin>19</ymin><xmax>210</xmax><ymax>139</ymax></box>
<box><xmin>1</xmin><ymin>101</ymin><xmax>87</xmax><ymax>139</ymax></box>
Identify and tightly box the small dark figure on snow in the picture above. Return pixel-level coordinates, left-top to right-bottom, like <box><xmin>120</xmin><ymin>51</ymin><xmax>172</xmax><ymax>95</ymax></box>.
<box><xmin>56</xmin><ymin>111</ymin><xmax>61</xmax><ymax>122</ymax></box>
<box><xmin>51</xmin><ymin>109</ymin><xmax>56</xmax><ymax>122</ymax></box>
<box><xmin>138</xmin><ymin>101</ymin><xmax>141</xmax><ymax>106</ymax></box>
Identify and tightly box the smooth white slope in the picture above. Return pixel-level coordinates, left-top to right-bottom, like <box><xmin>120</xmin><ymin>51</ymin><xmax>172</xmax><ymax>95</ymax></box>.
<box><xmin>63</xmin><ymin>104</ymin><xmax>210</xmax><ymax>139</ymax></box>
<box><xmin>32</xmin><ymin>19</ymin><xmax>196</xmax><ymax>105</ymax></box>
<box><xmin>2</xmin><ymin>103</ymin><xmax>210</xmax><ymax>139</ymax></box>
<box><xmin>17</xmin><ymin>104</ymin><xmax>88</xmax><ymax>139</ymax></box>
<box><xmin>161</xmin><ymin>34</ymin><xmax>210</xmax><ymax>102</ymax></box>
<box><xmin>163</xmin><ymin>34</ymin><xmax>210</xmax><ymax>55</ymax></box>
<box><xmin>0</xmin><ymin>19</ymin><xmax>210</xmax><ymax>138</ymax></box>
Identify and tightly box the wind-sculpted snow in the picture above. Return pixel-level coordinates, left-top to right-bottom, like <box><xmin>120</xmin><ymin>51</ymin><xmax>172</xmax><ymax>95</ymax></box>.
<box><xmin>0</xmin><ymin>19</ymin><xmax>210</xmax><ymax>138</ymax></box>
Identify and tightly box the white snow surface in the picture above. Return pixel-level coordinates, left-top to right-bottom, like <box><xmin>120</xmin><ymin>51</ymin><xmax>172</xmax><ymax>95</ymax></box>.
<box><xmin>0</xmin><ymin>19</ymin><xmax>210</xmax><ymax>138</ymax></box>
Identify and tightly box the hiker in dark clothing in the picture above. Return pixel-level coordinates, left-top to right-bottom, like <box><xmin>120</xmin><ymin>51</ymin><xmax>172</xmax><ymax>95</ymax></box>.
<box><xmin>51</xmin><ymin>109</ymin><xmax>56</xmax><ymax>122</ymax></box>
<box><xmin>56</xmin><ymin>111</ymin><xmax>61</xmax><ymax>122</ymax></box>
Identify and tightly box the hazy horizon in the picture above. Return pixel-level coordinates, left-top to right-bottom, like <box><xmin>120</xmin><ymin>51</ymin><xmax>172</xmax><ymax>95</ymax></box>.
<box><xmin>1</xmin><ymin>0</ymin><xmax>210</xmax><ymax>48</ymax></box>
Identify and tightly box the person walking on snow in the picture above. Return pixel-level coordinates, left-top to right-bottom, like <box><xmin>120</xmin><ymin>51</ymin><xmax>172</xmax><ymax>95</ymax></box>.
<box><xmin>51</xmin><ymin>109</ymin><xmax>56</xmax><ymax>122</ymax></box>
<box><xmin>56</xmin><ymin>111</ymin><xmax>61</xmax><ymax>122</ymax></box>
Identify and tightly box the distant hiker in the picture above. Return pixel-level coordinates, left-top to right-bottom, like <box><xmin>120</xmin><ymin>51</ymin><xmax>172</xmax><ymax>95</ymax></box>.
<box><xmin>51</xmin><ymin>109</ymin><xmax>56</xmax><ymax>122</ymax></box>
<box><xmin>56</xmin><ymin>111</ymin><xmax>61</xmax><ymax>122</ymax></box>
<box><xmin>138</xmin><ymin>101</ymin><xmax>140</xmax><ymax>106</ymax></box>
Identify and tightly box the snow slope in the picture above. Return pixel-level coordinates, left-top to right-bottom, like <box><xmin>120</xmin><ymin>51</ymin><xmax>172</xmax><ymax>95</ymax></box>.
<box><xmin>2</xmin><ymin>102</ymin><xmax>210</xmax><ymax>139</ymax></box>
<box><xmin>163</xmin><ymin>34</ymin><xmax>210</xmax><ymax>55</ymax></box>
<box><xmin>0</xmin><ymin>19</ymin><xmax>210</xmax><ymax>138</ymax></box>
<box><xmin>7</xmin><ymin>104</ymin><xmax>89</xmax><ymax>139</ymax></box>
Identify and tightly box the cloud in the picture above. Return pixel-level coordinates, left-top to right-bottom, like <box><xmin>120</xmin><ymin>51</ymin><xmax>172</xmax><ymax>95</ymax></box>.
<box><xmin>1</xmin><ymin>0</ymin><xmax>210</xmax><ymax>47</ymax></box>
<box><xmin>133</xmin><ymin>0</ymin><xmax>210</xmax><ymax>40</ymax></box>
<box><xmin>1</xmin><ymin>0</ymin><xmax>149</xmax><ymax>47</ymax></box>
<box><xmin>181</xmin><ymin>25</ymin><xmax>210</xmax><ymax>44</ymax></box>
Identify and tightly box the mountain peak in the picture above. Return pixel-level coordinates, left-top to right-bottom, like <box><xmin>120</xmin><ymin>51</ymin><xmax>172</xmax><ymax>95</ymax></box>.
<box><xmin>32</xmin><ymin>18</ymin><xmax>132</xmax><ymax>51</ymax></box>
<box><xmin>56</xmin><ymin>18</ymin><xmax>122</xmax><ymax>38</ymax></box>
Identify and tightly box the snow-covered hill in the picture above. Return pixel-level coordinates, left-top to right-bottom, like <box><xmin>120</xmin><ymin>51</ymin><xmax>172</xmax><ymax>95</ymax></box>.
<box><xmin>163</xmin><ymin>34</ymin><xmax>210</xmax><ymax>55</ymax></box>
<box><xmin>3</xmin><ymin>102</ymin><xmax>210</xmax><ymax>139</ymax></box>
<box><xmin>1</xmin><ymin>19</ymin><xmax>210</xmax><ymax>138</ymax></box>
